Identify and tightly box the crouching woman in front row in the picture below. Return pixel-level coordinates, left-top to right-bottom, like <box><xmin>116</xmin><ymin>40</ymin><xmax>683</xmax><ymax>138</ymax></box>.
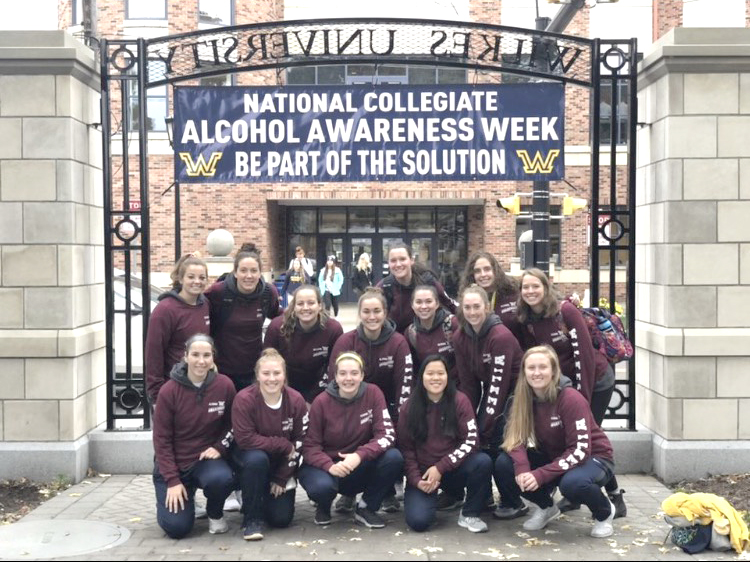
<box><xmin>231</xmin><ymin>348</ymin><xmax>308</xmax><ymax>541</ymax></box>
<box><xmin>397</xmin><ymin>355</ymin><xmax>492</xmax><ymax>534</ymax></box>
<box><xmin>494</xmin><ymin>345</ymin><xmax>618</xmax><ymax>538</ymax></box>
<box><xmin>152</xmin><ymin>334</ymin><xmax>236</xmax><ymax>539</ymax></box>
<box><xmin>300</xmin><ymin>351</ymin><xmax>404</xmax><ymax>529</ymax></box>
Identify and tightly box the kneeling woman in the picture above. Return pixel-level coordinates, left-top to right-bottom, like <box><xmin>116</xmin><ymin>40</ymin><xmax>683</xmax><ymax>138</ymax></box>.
<box><xmin>301</xmin><ymin>352</ymin><xmax>404</xmax><ymax>529</ymax></box>
<box><xmin>398</xmin><ymin>355</ymin><xmax>491</xmax><ymax>533</ymax></box>
<box><xmin>152</xmin><ymin>334</ymin><xmax>236</xmax><ymax>539</ymax></box>
<box><xmin>232</xmin><ymin>349</ymin><xmax>308</xmax><ymax>541</ymax></box>
<box><xmin>494</xmin><ymin>346</ymin><xmax>617</xmax><ymax>538</ymax></box>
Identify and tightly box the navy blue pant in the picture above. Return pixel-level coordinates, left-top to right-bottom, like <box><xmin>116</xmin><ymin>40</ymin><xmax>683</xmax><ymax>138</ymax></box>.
<box><xmin>153</xmin><ymin>458</ymin><xmax>234</xmax><ymax>539</ymax></box>
<box><xmin>233</xmin><ymin>449</ymin><xmax>296</xmax><ymax>528</ymax></box>
<box><xmin>404</xmin><ymin>452</ymin><xmax>492</xmax><ymax>532</ymax></box>
<box><xmin>299</xmin><ymin>448</ymin><xmax>404</xmax><ymax>512</ymax></box>
<box><xmin>494</xmin><ymin>450</ymin><xmax>615</xmax><ymax>521</ymax></box>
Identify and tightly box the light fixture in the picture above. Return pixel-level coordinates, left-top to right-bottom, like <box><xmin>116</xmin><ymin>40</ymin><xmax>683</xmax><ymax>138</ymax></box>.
<box><xmin>497</xmin><ymin>196</ymin><xmax>521</xmax><ymax>215</ymax></box>
<box><xmin>164</xmin><ymin>116</ymin><xmax>174</xmax><ymax>148</ymax></box>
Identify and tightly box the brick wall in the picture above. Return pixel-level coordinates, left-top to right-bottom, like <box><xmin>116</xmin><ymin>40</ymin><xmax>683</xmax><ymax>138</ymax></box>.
<box><xmin>653</xmin><ymin>0</ymin><xmax>682</xmax><ymax>42</ymax></box>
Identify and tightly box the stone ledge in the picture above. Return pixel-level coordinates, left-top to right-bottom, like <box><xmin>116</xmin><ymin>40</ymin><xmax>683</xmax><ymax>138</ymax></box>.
<box><xmin>684</xmin><ymin>328</ymin><xmax>750</xmax><ymax>355</ymax></box>
<box><xmin>0</xmin><ymin>436</ymin><xmax>89</xmax><ymax>483</ymax></box>
<box><xmin>635</xmin><ymin>322</ymin><xmax>684</xmax><ymax>356</ymax></box>
<box><xmin>58</xmin><ymin>323</ymin><xmax>106</xmax><ymax>357</ymax></box>
<box><xmin>89</xmin><ymin>429</ymin><xmax>153</xmax><ymax>474</ymax></box>
<box><xmin>653</xmin><ymin>435</ymin><xmax>750</xmax><ymax>483</ymax></box>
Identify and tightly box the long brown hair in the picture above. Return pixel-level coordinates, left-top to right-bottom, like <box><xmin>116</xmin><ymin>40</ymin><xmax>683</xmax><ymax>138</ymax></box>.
<box><xmin>459</xmin><ymin>251</ymin><xmax>517</xmax><ymax>299</ymax></box>
<box><xmin>280</xmin><ymin>284</ymin><xmax>329</xmax><ymax>339</ymax></box>
<box><xmin>170</xmin><ymin>254</ymin><xmax>208</xmax><ymax>290</ymax></box>
<box><xmin>502</xmin><ymin>345</ymin><xmax>562</xmax><ymax>453</ymax></box>
<box><xmin>516</xmin><ymin>268</ymin><xmax>560</xmax><ymax>323</ymax></box>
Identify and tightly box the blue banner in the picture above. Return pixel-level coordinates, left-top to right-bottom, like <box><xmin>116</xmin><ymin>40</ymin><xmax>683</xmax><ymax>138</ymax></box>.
<box><xmin>174</xmin><ymin>83</ymin><xmax>564</xmax><ymax>183</ymax></box>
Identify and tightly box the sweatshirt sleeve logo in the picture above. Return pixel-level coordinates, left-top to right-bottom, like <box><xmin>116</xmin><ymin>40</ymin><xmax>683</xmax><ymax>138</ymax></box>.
<box><xmin>360</xmin><ymin>409</ymin><xmax>373</xmax><ymax>425</ymax></box>
<box><xmin>208</xmin><ymin>400</ymin><xmax>226</xmax><ymax>415</ymax></box>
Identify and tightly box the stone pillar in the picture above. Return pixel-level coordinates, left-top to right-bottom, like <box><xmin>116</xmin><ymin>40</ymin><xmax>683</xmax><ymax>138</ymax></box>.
<box><xmin>636</xmin><ymin>28</ymin><xmax>750</xmax><ymax>483</ymax></box>
<box><xmin>0</xmin><ymin>32</ymin><xmax>103</xmax><ymax>482</ymax></box>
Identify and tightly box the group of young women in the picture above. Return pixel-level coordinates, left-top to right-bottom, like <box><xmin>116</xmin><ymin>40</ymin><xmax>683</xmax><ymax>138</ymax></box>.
<box><xmin>145</xmin><ymin>242</ymin><xmax>626</xmax><ymax>541</ymax></box>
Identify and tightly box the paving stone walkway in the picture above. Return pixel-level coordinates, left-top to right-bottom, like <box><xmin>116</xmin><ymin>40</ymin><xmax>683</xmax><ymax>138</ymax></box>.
<box><xmin>16</xmin><ymin>473</ymin><xmax>744</xmax><ymax>560</ymax></box>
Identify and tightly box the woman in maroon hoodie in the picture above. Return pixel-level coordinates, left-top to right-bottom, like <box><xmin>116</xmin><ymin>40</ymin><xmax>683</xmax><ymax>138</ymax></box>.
<box><xmin>494</xmin><ymin>345</ymin><xmax>617</xmax><ymax>538</ymax></box>
<box><xmin>264</xmin><ymin>285</ymin><xmax>343</xmax><ymax>404</ymax></box>
<box><xmin>300</xmin><ymin>352</ymin><xmax>404</xmax><ymax>529</ymax></box>
<box><xmin>231</xmin><ymin>349</ymin><xmax>307</xmax><ymax>541</ymax></box>
<box><xmin>459</xmin><ymin>251</ymin><xmax>522</xmax><ymax>342</ymax></box>
<box><xmin>398</xmin><ymin>355</ymin><xmax>491</xmax><ymax>534</ymax></box>
<box><xmin>377</xmin><ymin>242</ymin><xmax>456</xmax><ymax>333</ymax></box>
<box><xmin>205</xmin><ymin>244</ymin><xmax>281</xmax><ymax>391</ymax></box>
<box><xmin>516</xmin><ymin>268</ymin><xmax>624</xmax><ymax>517</ymax></box>
<box><xmin>152</xmin><ymin>334</ymin><xmax>236</xmax><ymax>539</ymax></box>
<box><xmin>405</xmin><ymin>285</ymin><xmax>459</xmax><ymax>382</ymax></box>
<box><xmin>146</xmin><ymin>255</ymin><xmax>211</xmax><ymax>405</ymax></box>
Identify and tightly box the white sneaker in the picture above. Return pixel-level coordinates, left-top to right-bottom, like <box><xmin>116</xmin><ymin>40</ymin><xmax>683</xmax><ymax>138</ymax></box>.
<box><xmin>208</xmin><ymin>516</ymin><xmax>229</xmax><ymax>534</ymax></box>
<box><xmin>591</xmin><ymin>500</ymin><xmax>616</xmax><ymax>538</ymax></box>
<box><xmin>458</xmin><ymin>513</ymin><xmax>488</xmax><ymax>533</ymax></box>
<box><xmin>223</xmin><ymin>491</ymin><xmax>242</xmax><ymax>512</ymax></box>
<box><xmin>522</xmin><ymin>504</ymin><xmax>560</xmax><ymax>531</ymax></box>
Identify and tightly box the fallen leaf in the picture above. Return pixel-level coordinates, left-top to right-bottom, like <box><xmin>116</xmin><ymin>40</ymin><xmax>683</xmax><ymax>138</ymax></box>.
<box><xmin>311</xmin><ymin>539</ymin><xmax>328</xmax><ymax>544</ymax></box>
<box><xmin>350</xmin><ymin>538</ymin><xmax>362</xmax><ymax>542</ymax></box>
<box><xmin>129</xmin><ymin>517</ymin><xmax>142</xmax><ymax>523</ymax></box>
<box><xmin>553</xmin><ymin>549</ymin><xmax>561</xmax><ymax>553</ymax></box>
<box><xmin>81</xmin><ymin>481</ymin><xmax>94</xmax><ymax>485</ymax></box>
<box><xmin>457</xmin><ymin>552</ymin><xmax>466</xmax><ymax>556</ymax></box>
<box><xmin>69</xmin><ymin>493</ymin><xmax>82</xmax><ymax>497</ymax></box>
<box><xmin>394</xmin><ymin>531</ymin><xmax>404</xmax><ymax>536</ymax></box>
<box><xmin>620</xmin><ymin>524</ymin><xmax>631</xmax><ymax>530</ymax></box>
<box><xmin>524</xmin><ymin>538</ymin><xmax>557</xmax><ymax>547</ymax></box>
<box><xmin>504</xmin><ymin>544</ymin><xmax>517</xmax><ymax>549</ymax></box>
<box><xmin>544</xmin><ymin>529</ymin><xmax>559</xmax><ymax>535</ymax></box>
<box><xmin>611</xmin><ymin>548</ymin><xmax>628</xmax><ymax>556</ymax></box>
<box><xmin>408</xmin><ymin>548</ymin><xmax>425</xmax><ymax>556</ymax></box>
<box><xmin>515</xmin><ymin>531</ymin><xmax>530</xmax><ymax>539</ymax></box>
<box><xmin>506</xmin><ymin>555</ymin><xmax>520</xmax><ymax>560</ymax></box>
<box><xmin>347</xmin><ymin>528</ymin><xmax>360</xmax><ymax>533</ymax></box>
<box><xmin>309</xmin><ymin>550</ymin><xmax>317</xmax><ymax>556</ymax></box>
<box><xmin>737</xmin><ymin>551</ymin><xmax>750</xmax><ymax>561</ymax></box>
<box><xmin>632</xmin><ymin>539</ymin><xmax>647</xmax><ymax>547</ymax></box>
<box><xmin>219</xmin><ymin>546</ymin><xmax>229</xmax><ymax>551</ymax></box>
<box><xmin>658</xmin><ymin>547</ymin><xmax>670</xmax><ymax>554</ymax></box>
<box><xmin>286</xmin><ymin>541</ymin><xmax>310</xmax><ymax>548</ymax></box>
<box><xmin>98</xmin><ymin>473</ymin><xmax>111</xmax><ymax>478</ymax></box>
<box><xmin>179</xmin><ymin>549</ymin><xmax>191</xmax><ymax>553</ymax></box>
<box><xmin>424</xmin><ymin>547</ymin><xmax>443</xmax><ymax>553</ymax></box>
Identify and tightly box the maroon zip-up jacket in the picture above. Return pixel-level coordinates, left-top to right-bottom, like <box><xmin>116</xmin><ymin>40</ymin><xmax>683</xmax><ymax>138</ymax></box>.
<box><xmin>205</xmin><ymin>276</ymin><xmax>281</xmax><ymax>381</ymax></box>
<box><xmin>264</xmin><ymin>316</ymin><xmax>344</xmax><ymax>403</ymax></box>
<box><xmin>377</xmin><ymin>272</ymin><xmax>457</xmax><ymax>333</ymax></box>
<box><xmin>145</xmin><ymin>291</ymin><xmax>211</xmax><ymax>403</ymax></box>
<box><xmin>508</xmin><ymin>380</ymin><xmax>614</xmax><ymax>486</ymax></box>
<box><xmin>232</xmin><ymin>385</ymin><xmax>308</xmax><ymax>486</ymax></box>
<box><xmin>405</xmin><ymin>309</ymin><xmax>459</xmax><ymax>380</ymax></box>
<box><xmin>519</xmin><ymin>301</ymin><xmax>608</xmax><ymax>402</ymax></box>
<box><xmin>397</xmin><ymin>391</ymin><xmax>479</xmax><ymax>488</ymax></box>
<box><xmin>452</xmin><ymin>314</ymin><xmax>522</xmax><ymax>448</ymax></box>
<box><xmin>328</xmin><ymin>321</ymin><xmax>414</xmax><ymax>410</ymax></box>
<box><xmin>152</xmin><ymin>363</ymin><xmax>236</xmax><ymax>488</ymax></box>
<box><xmin>302</xmin><ymin>382</ymin><xmax>395</xmax><ymax>472</ymax></box>
<box><xmin>493</xmin><ymin>290</ymin><xmax>524</xmax><ymax>344</ymax></box>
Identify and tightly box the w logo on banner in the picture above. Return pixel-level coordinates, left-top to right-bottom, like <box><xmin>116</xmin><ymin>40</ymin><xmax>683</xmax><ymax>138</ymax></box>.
<box><xmin>179</xmin><ymin>152</ymin><xmax>223</xmax><ymax>177</ymax></box>
<box><xmin>516</xmin><ymin>149</ymin><xmax>561</xmax><ymax>174</ymax></box>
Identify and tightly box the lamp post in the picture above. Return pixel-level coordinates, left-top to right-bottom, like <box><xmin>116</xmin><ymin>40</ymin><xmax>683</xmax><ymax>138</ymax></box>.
<box><xmin>165</xmin><ymin>117</ymin><xmax>182</xmax><ymax>261</ymax></box>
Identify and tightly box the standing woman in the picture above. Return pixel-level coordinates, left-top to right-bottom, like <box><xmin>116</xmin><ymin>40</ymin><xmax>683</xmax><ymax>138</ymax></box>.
<box><xmin>300</xmin><ymin>352</ymin><xmax>404</xmax><ymax>529</ymax></box>
<box><xmin>319</xmin><ymin>255</ymin><xmax>344</xmax><ymax>317</ymax></box>
<box><xmin>232</xmin><ymin>349</ymin><xmax>308</xmax><ymax>541</ymax></box>
<box><xmin>398</xmin><ymin>355</ymin><xmax>492</xmax><ymax>534</ymax></box>
<box><xmin>460</xmin><ymin>251</ymin><xmax>522</xmax><ymax>341</ymax></box>
<box><xmin>378</xmin><ymin>242</ymin><xmax>456</xmax><ymax>333</ymax></box>
<box><xmin>352</xmin><ymin>252</ymin><xmax>373</xmax><ymax>297</ymax></box>
<box><xmin>494</xmin><ymin>346</ymin><xmax>617</xmax><ymax>538</ymax></box>
<box><xmin>516</xmin><ymin>268</ymin><xmax>624</xmax><ymax>516</ymax></box>
<box><xmin>264</xmin><ymin>285</ymin><xmax>344</xmax><ymax>404</ymax></box>
<box><xmin>405</xmin><ymin>285</ymin><xmax>459</xmax><ymax>381</ymax></box>
<box><xmin>146</xmin><ymin>254</ymin><xmax>211</xmax><ymax>405</ymax></box>
<box><xmin>205</xmin><ymin>245</ymin><xmax>281</xmax><ymax>391</ymax></box>
<box><xmin>281</xmin><ymin>258</ymin><xmax>310</xmax><ymax>306</ymax></box>
<box><xmin>152</xmin><ymin>334</ymin><xmax>236</xmax><ymax>539</ymax></box>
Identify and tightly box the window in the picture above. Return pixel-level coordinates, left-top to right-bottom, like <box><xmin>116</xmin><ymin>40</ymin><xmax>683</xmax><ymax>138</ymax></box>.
<box><xmin>290</xmin><ymin>209</ymin><xmax>316</xmax><ymax>233</ymax></box>
<box><xmin>200</xmin><ymin>74</ymin><xmax>233</xmax><ymax>87</ymax></box>
<box><xmin>379</xmin><ymin>208</ymin><xmax>406</xmax><ymax>232</ymax></box>
<box><xmin>128</xmin><ymin>62</ymin><xmax>168</xmax><ymax>132</ymax></box>
<box><xmin>599</xmin><ymin>81</ymin><xmax>629</xmax><ymax>146</ymax></box>
<box><xmin>318</xmin><ymin>209</ymin><xmax>346</xmax><ymax>233</ymax></box>
<box><xmin>126</xmin><ymin>0</ymin><xmax>166</xmax><ymax>19</ymax></box>
<box><xmin>199</xmin><ymin>0</ymin><xmax>232</xmax><ymax>27</ymax></box>
<box><xmin>318</xmin><ymin>66</ymin><xmax>345</xmax><ymax>85</ymax></box>
<box><xmin>408</xmin><ymin>208</ymin><xmax>435</xmax><ymax>233</ymax></box>
<box><xmin>287</xmin><ymin>67</ymin><xmax>316</xmax><ymax>85</ymax></box>
<box><xmin>286</xmin><ymin>65</ymin><xmax>465</xmax><ymax>86</ymax></box>
<box><xmin>72</xmin><ymin>0</ymin><xmax>84</xmax><ymax>25</ymax></box>
<box><xmin>515</xmin><ymin>206</ymin><xmax>562</xmax><ymax>267</ymax></box>
<box><xmin>348</xmin><ymin>208</ymin><xmax>376</xmax><ymax>233</ymax></box>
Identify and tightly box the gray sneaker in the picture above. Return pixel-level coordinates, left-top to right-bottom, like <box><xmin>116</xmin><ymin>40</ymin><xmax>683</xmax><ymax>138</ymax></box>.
<box><xmin>493</xmin><ymin>504</ymin><xmax>529</xmax><ymax>520</ymax></box>
<box><xmin>335</xmin><ymin>495</ymin><xmax>355</xmax><ymax>513</ymax></box>
<box><xmin>208</xmin><ymin>516</ymin><xmax>229</xmax><ymax>534</ymax></box>
<box><xmin>458</xmin><ymin>513</ymin><xmax>488</xmax><ymax>533</ymax></box>
<box><xmin>381</xmin><ymin>495</ymin><xmax>401</xmax><ymax>513</ymax></box>
<box><xmin>522</xmin><ymin>504</ymin><xmax>560</xmax><ymax>531</ymax></box>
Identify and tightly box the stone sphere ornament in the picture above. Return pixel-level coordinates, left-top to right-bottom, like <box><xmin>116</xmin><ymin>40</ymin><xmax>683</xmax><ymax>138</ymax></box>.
<box><xmin>206</xmin><ymin>229</ymin><xmax>235</xmax><ymax>256</ymax></box>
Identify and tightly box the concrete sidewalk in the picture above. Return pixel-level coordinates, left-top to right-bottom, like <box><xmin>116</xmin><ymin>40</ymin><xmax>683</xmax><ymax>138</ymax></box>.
<box><xmin>15</xmin><ymin>474</ymin><xmax>739</xmax><ymax>561</ymax></box>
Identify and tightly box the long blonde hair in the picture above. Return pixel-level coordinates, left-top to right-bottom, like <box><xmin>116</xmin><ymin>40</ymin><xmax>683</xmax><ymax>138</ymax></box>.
<box><xmin>502</xmin><ymin>345</ymin><xmax>562</xmax><ymax>453</ymax></box>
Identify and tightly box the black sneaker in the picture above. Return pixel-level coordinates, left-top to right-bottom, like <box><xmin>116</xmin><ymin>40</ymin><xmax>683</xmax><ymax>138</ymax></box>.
<box><xmin>493</xmin><ymin>504</ymin><xmax>529</xmax><ymax>520</ymax></box>
<box><xmin>557</xmin><ymin>497</ymin><xmax>581</xmax><ymax>513</ymax></box>
<box><xmin>354</xmin><ymin>506</ymin><xmax>386</xmax><ymax>529</ymax></box>
<box><xmin>243</xmin><ymin>520</ymin><xmax>264</xmax><ymax>541</ymax></box>
<box><xmin>381</xmin><ymin>495</ymin><xmax>401</xmax><ymax>513</ymax></box>
<box><xmin>335</xmin><ymin>494</ymin><xmax>355</xmax><ymax>513</ymax></box>
<box><xmin>314</xmin><ymin>505</ymin><xmax>332</xmax><ymax>526</ymax></box>
<box><xmin>436</xmin><ymin>492</ymin><xmax>464</xmax><ymax>511</ymax></box>
<box><xmin>609</xmin><ymin>490</ymin><xmax>627</xmax><ymax>519</ymax></box>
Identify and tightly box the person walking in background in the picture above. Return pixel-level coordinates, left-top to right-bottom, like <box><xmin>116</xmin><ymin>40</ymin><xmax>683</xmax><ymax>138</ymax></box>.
<box><xmin>281</xmin><ymin>258</ymin><xmax>311</xmax><ymax>305</ymax></box>
<box><xmin>352</xmin><ymin>252</ymin><xmax>374</xmax><ymax>297</ymax></box>
<box><xmin>319</xmin><ymin>255</ymin><xmax>344</xmax><ymax>317</ymax></box>
<box><xmin>289</xmin><ymin>246</ymin><xmax>315</xmax><ymax>278</ymax></box>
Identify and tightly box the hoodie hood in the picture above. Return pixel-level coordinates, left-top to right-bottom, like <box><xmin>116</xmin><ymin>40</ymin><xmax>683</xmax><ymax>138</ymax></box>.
<box><xmin>169</xmin><ymin>360</ymin><xmax>218</xmax><ymax>401</ymax></box>
<box><xmin>462</xmin><ymin>313</ymin><xmax>503</xmax><ymax>339</ymax></box>
<box><xmin>158</xmin><ymin>289</ymin><xmax>206</xmax><ymax>306</ymax></box>
<box><xmin>558</xmin><ymin>374</ymin><xmax>574</xmax><ymax>390</ymax></box>
<box><xmin>325</xmin><ymin>379</ymin><xmax>368</xmax><ymax>404</ymax></box>
<box><xmin>225</xmin><ymin>273</ymin><xmax>266</xmax><ymax>301</ymax></box>
<box><xmin>356</xmin><ymin>318</ymin><xmax>397</xmax><ymax>345</ymax></box>
<box><xmin>414</xmin><ymin>307</ymin><xmax>451</xmax><ymax>334</ymax></box>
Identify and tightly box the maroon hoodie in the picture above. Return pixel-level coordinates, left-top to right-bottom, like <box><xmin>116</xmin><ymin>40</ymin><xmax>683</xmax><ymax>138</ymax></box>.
<box><xmin>264</xmin><ymin>316</ymin><xmax>344</xmax><ymax>403</ymax></box>
<box><xmin>328</xmin><ymin>320</ymin><xmax>414</xmax><ymax>410</ymax></box>
<box><xmin>377</xmin><ymin>272</ymin><xmax>457</xmax><ymax>333</ymax></box>
<box><xmin>508</xmin><ymin>379</ymin><xmax>614</xmax><ymax>486</ymax></box>
<box><xmin>519</xmin><ymin>301</ymin><xmax>608</xmax><ymax>402</ymax></box>
<box><xmin>145</xmin><ymin>291</ymin><xmax>211</xmax><ymax>403</ymax></box>
<box><xmin>493</xmin><ymin>291</ymin><xmax>524</xmax><ymax>343</ymax></box>
<box><xmin>397</xmin><ymin>391</ymin><xmax>479</xmax><ymax>488</ymax></box>
<box><xmin>452</xmin><ymin>314</ymin><xmax>523</xmax><ymax>448</ymax></box>
<box><xmin>152</xmin><ymin>362</ymin><xmax>236</xmax><ymax>487</ymax></box>
<box><xmin>405</xmin><ymin>309</ymin><xmax>459</xmax><ymax>381</ymax></box>
<box><xmin>204</xmin><ymin>276</ymin><xmax>281</xmax><ymax>380</ymax></box>
<box><xmin>232</xmin><ymin>385</ymin><xmax>308</xmax><ymax>486</ymax></box>
<box><xmin>302</xmin><ymin>382</ymin><xmax>395</xmax><ymax>471</ymax></box>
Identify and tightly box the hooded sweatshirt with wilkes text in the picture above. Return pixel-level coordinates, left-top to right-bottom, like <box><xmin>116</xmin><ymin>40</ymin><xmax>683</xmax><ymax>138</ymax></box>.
<box><xmin>405</xmin><ymin>309</ymin><xmax>459</xmax><ymax>381</ymax></box>
<box><xmin>377</xmin><ymin>271</ymin><xmax>456</xmax><ymax>333</ymax></box>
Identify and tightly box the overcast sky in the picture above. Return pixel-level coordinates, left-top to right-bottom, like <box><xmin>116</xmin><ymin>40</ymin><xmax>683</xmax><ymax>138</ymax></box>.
<box><xmin>0</xmin><ymin>0</ymin><xmax>59</xmax><ymax>29</ymax></box>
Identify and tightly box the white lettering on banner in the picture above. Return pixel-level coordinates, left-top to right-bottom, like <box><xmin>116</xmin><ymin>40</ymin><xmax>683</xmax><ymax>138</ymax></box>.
<box><xmin>479</xmin><ymin>117</ymin><xmax>559</xmax><ymax>141</ymax></box>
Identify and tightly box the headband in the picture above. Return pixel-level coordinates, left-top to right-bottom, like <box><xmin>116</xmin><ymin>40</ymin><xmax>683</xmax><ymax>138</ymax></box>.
<box><xmin>335</xmin><ymin>352</ymin><xmax>364</xmax><ymax>369</ymax></box>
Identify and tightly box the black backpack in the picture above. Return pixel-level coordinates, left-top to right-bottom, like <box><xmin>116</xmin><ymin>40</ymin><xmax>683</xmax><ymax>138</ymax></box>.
<box><xmin>211</xmin><ymin>280</ymin><xmax>274</xmax><ymax>338</ymax></box>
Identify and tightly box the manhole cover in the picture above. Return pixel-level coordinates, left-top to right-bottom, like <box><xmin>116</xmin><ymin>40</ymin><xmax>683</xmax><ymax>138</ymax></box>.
<box><xmin>0</xmin><ymin>520</ymin><xmax>131</xmax><ymax>559</ymax></box>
